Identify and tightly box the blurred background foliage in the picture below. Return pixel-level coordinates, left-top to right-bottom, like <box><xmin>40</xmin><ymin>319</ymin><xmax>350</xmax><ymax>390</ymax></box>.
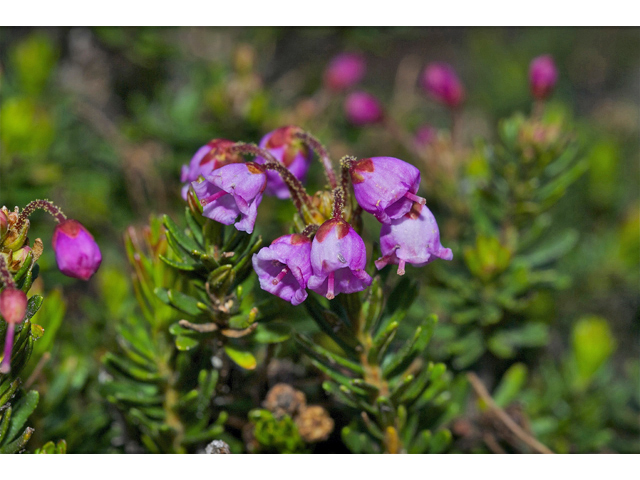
<box><xmin>0</xmin><ymin>27</ymin><xmax>638</xmax><ymax>453</ymax></box>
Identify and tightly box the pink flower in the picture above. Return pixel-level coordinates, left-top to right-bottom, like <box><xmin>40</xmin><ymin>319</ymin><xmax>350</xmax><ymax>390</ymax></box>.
<box><xmin>324</xmin><ymin>53</ymin><xmax>366</xmax><ymax>91</ymax></box>
<box><xmin>421</xmin><ymin>62</ymin><xmax>465</xmax><ymax>108</ymax></box>
<box><xmin>52</xmin><ymin>220</ymin><xmax>102</xmax><ymax>280</ymax></box>
<box><xmin>375</xmin><ymin>203</ymin><xmax>453</xmax><ymax>275</ymax></box>
<box><xmin>180</xmin><ymin>139</ymin><xmax>242</xmax><ymax>199</ymax></box>
<box><xmin>529</xmin><ymin>55</ymin><xmax>558</xmax><ymax>100</ymax></box>
<box><xmin>192</xmin><ymin>162</ymin><xmax>267</xmax><ymax>234</ymax></box>
<box><xmin>307</xmin><ymin>219</ymin><xmax>372</xmax><ymax>300</ymax></box>
<box><xmin>344</xmin><ymin>91</ymin><xmax>384</xmax><ymax>126</ymax></box>
<box><xmin>252</xmin><ymin>234</ymin><xmax>312</xmax><ymax>305</ymax></box>
<box><xmin>0</xmin><ymin>288</ymin><xmax>28</xmax><ymax>374</ymax></box>
<box><xmin>255</xmin><ymin>126</ymin><xmax>313</xmax><ymax>199</ymax></box>
<box><xmin>349</xmin><ymin>157</ymin><xmax>425</xmax><ymax>224</ymax></box>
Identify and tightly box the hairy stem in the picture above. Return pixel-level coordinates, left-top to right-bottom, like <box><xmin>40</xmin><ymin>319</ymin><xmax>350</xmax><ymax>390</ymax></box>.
<box><xmin>293</xmin><ymin>129</ymin><xmax>338</xmax><ymax>189</ymax></box>
<box><xmin>15</xmin><ymin>199</ymin><xmax>67</xmax><ymax>231</ymax></box>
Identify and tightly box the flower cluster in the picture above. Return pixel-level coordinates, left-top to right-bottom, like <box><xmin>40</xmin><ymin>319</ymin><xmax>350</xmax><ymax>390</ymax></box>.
<box><xmin>1</xmin><ymin>201</ymin><xmax>101</xmax><ymax>373</ymax></box>
<box><xmin>186</xmin><ymin>128</ymin><xmax>452</xmax><ymax>306</ymax></box>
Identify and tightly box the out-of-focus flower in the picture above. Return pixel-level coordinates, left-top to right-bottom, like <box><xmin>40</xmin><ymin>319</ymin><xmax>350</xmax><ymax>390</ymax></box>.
<box><xmin>295</xmin><ymin>405</ymin><xmax>334</xmax><ymax>443</ymax></box>
<box><xmin>192</xmin><ymin>162</ymin><xmax>266</xmax><ymax>234</ymax></box>
<box><xmin>349</xmin><ymin>157</ymin><xmax>425</xmax><ymax>224</ymax></box>
<box><xmin>255</xmin><ymin>126</ymin><xmax>313</xmax><ymax>199</ymax></box>
<box><xmin>421</xmin><ymin>62</ymin><xmax>465</xmax><ymax>108</ymax></box>
<box><xmin>252</xmin><ymin>234</ymin><xmax>312</xmax><ymax>306</ymax></box>
<box><xmin>529</xmin><ymin>55</ymin><xmax>558</xmax><ymax>100</ymax></box>
<box><xmin>0</xmin><ymin>287</ymin><xmax>28</xmax><ymax>374</ymax></box>
<box><xmin>307</xmin><ymin>218</ymin><xmax>371</xmax><ymax>299</ymax></box>
<box><xmin>375</xmin><ymin>202</ymin><xmax>453</xmax><ymax>275</ymax></box>
<box><xmin>344</xmin><ymin>91</ymin><xmax>384</xmax><ymax>126</ymax></box>
<box><xmin>180</xmin><ymin>139</ymin><xmax>242</xmax><ymax>199</ymax></box>
<box><xmin>414</xmin><ymin>125</ymin><xmax>437</xmax><ymax>148</ymax></box>
<box><xmin>52</xmin><ymin>220</ymin><xmax>102</xmax><ymax>280</ymax></box>
<box><xmin>324</xmin><ymin>53</ymin><xmax>366</xmax><ymax>91</ymax></box>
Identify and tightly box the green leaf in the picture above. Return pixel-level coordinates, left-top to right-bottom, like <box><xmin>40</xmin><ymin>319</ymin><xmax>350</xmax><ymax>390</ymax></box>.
<box><xmin>166</xmin><ymin>289</ymin><xmax>202</xmax><ymax>317</ymax></box>
<box><xmin>6</xmin><ymin>390</ymin><xmax>39</xmax><ymax>443</ymax></box>
<box><xmin>493</xmin><ymin>363</ymin><xmax>528</xmax><ymax>408</ymax></box>
<box><xmin>175</xmin><ymin>336</ymin><xmax>199</xmax><ymax>352</ymax></box>
<box><xmin>163</xmin><ymin>214</ymin><xmax>200</xmax><ymax>253</ymax></box>
<box><xmin>224</xmin><ymin>346</ymin><xmax>256</xmax><ymax>370</ymax></box>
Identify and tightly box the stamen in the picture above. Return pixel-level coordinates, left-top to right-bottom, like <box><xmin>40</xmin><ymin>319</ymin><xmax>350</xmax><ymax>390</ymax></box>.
<box><xmin>0</xmin><ymin>323</ymin><xmax>15</xmax><ymax>374</ymax></box>
<box><xmin>272</xmin><ymin>267</ymin><xmax>290</xmax><ymax>285</ymax></box>
<box><xmin>404</xmin><ymin>192</ymin><xmax>426</xmax><ymax>205</ymax></box>
<box><xmin>397</xmin><ymin>260</ymin><xmax>406</xmax><ymax>276</ymax></box>
<box><xmin>202</xmin><ymin>190</ymin><xmax>227</xmax><ymax>206</ymax></box>
<box><xmin>326</xmin><ymin>271</ymin><xmax>335</xmax><ymax>300</ymax></box>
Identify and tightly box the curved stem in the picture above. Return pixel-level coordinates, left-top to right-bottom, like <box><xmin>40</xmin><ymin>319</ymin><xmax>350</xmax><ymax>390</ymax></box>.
<box><xmin>15</xmin><ymin>199</ymin><xmax>67</xmax><ymax>231</ymax></box>
<box><xmin>293</xmin><ymin>130</ymin><xmax>338</xmax><ymax>189</ymax></box>
<box><xmin>230</xmin><ymin>142</ymin><xmax>313</xmax><ymax>215</ymax></box>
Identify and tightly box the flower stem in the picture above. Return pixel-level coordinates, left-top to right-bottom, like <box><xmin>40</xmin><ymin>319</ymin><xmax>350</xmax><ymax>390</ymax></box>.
<box><xmin>15</xmin><ymin>199</ymin><xmax>67</xmax><ymax>231</ymax></box>
<box><xmin>332</xmin><ymin>187</ymin><xmax>346</xmax><ymax>220</ymax></box>
<box><xmin>0</xmin><ymin>322</ymin><xmax>16</xmax><ymax>374</ymax></box>
<box><xmin>293</xmin><ymin>129</ymin><xmax>338</xmax><ymax>189</ymax></box>
<box><xmin>230</xmin><ymin>142</ymin><xmax>314</xmax><ymax>216</ymax></box>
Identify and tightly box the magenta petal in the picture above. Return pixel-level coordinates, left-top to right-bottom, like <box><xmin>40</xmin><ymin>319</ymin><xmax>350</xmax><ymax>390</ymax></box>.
<box><xmin>252</xmin><ymin>234</ymin><xmax>312</xmax><ymax>305</ymax></box>
<box><xmin>52</xmin><ymin>220</ymin><xmax>102</xmax><ymax>281</ymax></box>
<box><xmin>350</xmin><ymin>157</ymin><xmax>421</xmax><ymax>223</ymax></box>
<box><xmin>308</xmin><ymin>219</ymin><xmax>372</xmax><ymax>299</ymax></box>
<box><xmin>376</xmin><ymin>203</ymin><xmax>452</xmax><ymax>274</ymax></box>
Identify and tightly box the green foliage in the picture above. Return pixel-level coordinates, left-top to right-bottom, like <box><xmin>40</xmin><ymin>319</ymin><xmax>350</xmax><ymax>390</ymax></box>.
<box><xmin>299</xmin><ymin>275</ymin><xmax>455</xmax><ymax>454</ymax></box>
<box><xmin>429</xmin><ymin>113</ymin><xmax>586</xmax><ymax>369</ymax></box>
<box><xmin>247</xmin><ymin>409</ymin><xmax>306</xmax><ymax>453</ymax></box>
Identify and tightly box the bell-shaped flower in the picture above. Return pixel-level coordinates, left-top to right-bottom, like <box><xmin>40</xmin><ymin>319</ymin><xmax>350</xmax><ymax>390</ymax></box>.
<box><xmin>324</xmin><ymin>53</ymin><xmax>366</xmax><ymax>91</ymax></box>
<box><xmin>375</xmin><ymin>202</ymin><xmax>453</xmax><ymax>275</ymax></box>
<box><xmin>421</xmin><ymin>62</ymin><xmax>465</xmax><ymax>109</ymax></box>
<box><xmin>252</xmin><ymin>234</ymin><xmax>312</xmax><ymax>305</ymax></box>
<box><xmin>307</xmin><ymin>218</ymin><xmax>372</xmax><ymax>299</ymax></box>
<box><xmin>349</xmin><ymin>157</ymin><xmax>425</xmax><ymax>224</ymax></box>
<box><xmin>0</xmin><ymin>287</ymin><xmax>28</xmax><ymax>374</ymax></box>
<box><xmin>181</xmin><ymin>139</ymin><xmax>242</xmax><ymax>199</ymax></box>
<box><xmin>529</xmin><ymin>55</ymin><xmax>558</xmax><ymax>100</ymax></box>
<box><xmin>192</xmin><ymin>162</ymin><xmax>266</xmax><ymax>234</ymax></box>
<box><xmin>52</xmin><ymin>220</ymin><xmax>102</xmax><ymax>280</ymax></box>
<box><xmin>255</xmin><ymin>126</ymin><xmax>313</xmax><ymax>199</ymax></box>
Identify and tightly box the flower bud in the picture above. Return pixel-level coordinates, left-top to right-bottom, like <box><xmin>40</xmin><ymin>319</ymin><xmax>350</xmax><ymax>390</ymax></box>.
<box><xmin>255</xmin><ymin>126</ymin><xmax>313</xmax><ymax>199</ymax></box>
<box><xmin>52</xmin><ymin>220</ymin><xmax>102</xmax><ymax>280</ymax></box>
<box><xmin>6</xmin><ymin>246</ymin><xmax>31</xmax><ymax>273</ymax></box>
<box><xmin>192</xmin><ymin>162</ymin><xmax>267</xmax><ymax>234</ymax></box>
<box><xmin>252</xmin><ymin>234</ymin><xmax>312</xmax><ymax>306</ymax></box>
<box><xmin>529</xmin><ymin>55</ymin><xmax>558</xmax><ymax>100</ymax></box>
<box><xmin>344</xmin><ymin>91</ymin><xmax>384</xmax><ymax>126</ymax></box>
<box><xmin>307</xmin><ymin>218</ymin><xmax>371</xmax><ymax>299</ymax></box>
<box><xmin>324</xmin><ymin>53</ymin><xmax>366</xmax><ymax>92</ymax></box>
<box><xmin>421</xmin><ymin>62</ymin><xmax>465</xmax><ymax>109</ymax></box>
<box><xmin>349</xmin><ymin>157</ymin><xmax>425</xmax><ymax>224</ymax></box>
<box><xmin>0</xmin><ymin>288</ymin><xmax>27</xmax><ymax>325</ymax></box>
<box><xmin>0</xmin><ymin>287</ymin><xmax>28</xmax><ymax>374</ymax></box>
<box><xmin>180</xmin><ymin>139</ymin><xmax>243</xmax><ymax>199</ymax></box>
<box><xmin>375</xmin><ymin>202</ymin><xmax>453</xmax><ymax>275</ymax></box>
